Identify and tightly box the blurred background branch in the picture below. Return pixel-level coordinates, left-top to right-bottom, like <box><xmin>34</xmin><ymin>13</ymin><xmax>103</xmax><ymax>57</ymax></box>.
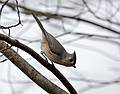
<box><xmin>0</xmin><ymin>0</ymin><xmax>120</xmax><ymax>94</ymax></box>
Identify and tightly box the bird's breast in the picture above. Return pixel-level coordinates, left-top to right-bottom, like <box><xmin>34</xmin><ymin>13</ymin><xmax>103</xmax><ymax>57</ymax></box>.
<box><xmin>41</xmin><ymin>39</ymin><xmax>62</xmax><ymax>64</ymax></box>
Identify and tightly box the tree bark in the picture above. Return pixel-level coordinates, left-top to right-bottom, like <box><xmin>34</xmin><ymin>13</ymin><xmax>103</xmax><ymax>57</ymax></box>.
<box><xmin>0</xmin><ymin>40</ymin><xmax>68</xmax><ymax>94</ymax></box>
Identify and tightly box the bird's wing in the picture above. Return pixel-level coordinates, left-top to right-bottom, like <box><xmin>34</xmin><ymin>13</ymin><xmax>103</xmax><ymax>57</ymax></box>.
<box><xmin>46</xmin><ymin>32</ymin><xmax>66</xmax><ymax>56</ymax></box>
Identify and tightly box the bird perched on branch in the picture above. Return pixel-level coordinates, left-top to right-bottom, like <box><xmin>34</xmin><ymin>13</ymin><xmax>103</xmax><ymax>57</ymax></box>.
<box><xmin>32</xmin><ymin>14</ymin><xmax>76</xmax><ymax>68</ymax></box>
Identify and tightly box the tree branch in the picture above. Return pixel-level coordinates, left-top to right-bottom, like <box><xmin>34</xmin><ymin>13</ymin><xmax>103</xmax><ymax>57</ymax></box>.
<box><xmin>0</xmin><ymin>33</ymin><xmax>77</xmax><ymax>94</ymax></box>
<box><xmin>0</xmin><ymin>40</ymin><xmax>68</xmax><ymax>94</ymax></box>
<box><xmin>0</xmin><ymin>1</ymin><xmax>120</xmax><ymax>35</ymax></box>
<box><xmin>0</xmin><ymin>0</ymin><xmax>22</xmax><ymax>29</ymax></box>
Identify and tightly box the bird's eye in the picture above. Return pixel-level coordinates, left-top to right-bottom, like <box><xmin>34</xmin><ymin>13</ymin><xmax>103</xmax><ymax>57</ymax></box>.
<box><xmin>69</xmin><ymin>58</ymin><xmax>73</xmax><ymax>62</ymax></box>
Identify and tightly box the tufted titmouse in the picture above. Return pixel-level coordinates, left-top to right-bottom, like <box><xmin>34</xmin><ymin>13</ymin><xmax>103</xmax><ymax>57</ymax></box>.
<box><xmin>32</xmin><ymin>14</ymin><xmax>76</xmax><ymax>68</ymax></box>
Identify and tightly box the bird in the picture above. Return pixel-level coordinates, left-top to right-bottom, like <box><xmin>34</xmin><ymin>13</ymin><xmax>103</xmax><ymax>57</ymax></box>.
<box><xmin>32</xmin><ymin>14</ymin><xmax>76</xmax><ymax>68</ymax></box>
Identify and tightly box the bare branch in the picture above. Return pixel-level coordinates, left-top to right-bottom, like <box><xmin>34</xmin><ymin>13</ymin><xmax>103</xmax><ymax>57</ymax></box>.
<box><xmin>0</xmin><ymin>33</ymin><xmax>77</xmax><ymax>94</ymax></box>
<box><xmin>0</xmin><ymin>1</ymin><xmax>120</xmax><ymax>35</ymax></box>
<box><xmin>0</xmin><ymin>0</ymin><xmax>22</xmax><ymax>29</ymax></box>
<box><xmin>0</xmin><ymin>40</ymin><xmax>68</xmax><ymax>94</ymax></box>
<box><xmin>0</xmin><ymin>0</ymin><xmax>9</xmax><ymax>17</ymax></box>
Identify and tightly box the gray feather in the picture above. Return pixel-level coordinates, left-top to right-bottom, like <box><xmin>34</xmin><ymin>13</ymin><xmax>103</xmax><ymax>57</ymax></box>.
<box><xmin>32</xmin><ymin>14</ymin><xmax>66</xmax><ymax>56</ymax></box>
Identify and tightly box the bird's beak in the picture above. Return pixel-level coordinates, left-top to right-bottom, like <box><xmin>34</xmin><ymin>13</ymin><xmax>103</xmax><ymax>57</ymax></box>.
<box><xmin>73</xmin><ymin>65</ymin><xmax>76</xmax><ymax>68</ymax></box>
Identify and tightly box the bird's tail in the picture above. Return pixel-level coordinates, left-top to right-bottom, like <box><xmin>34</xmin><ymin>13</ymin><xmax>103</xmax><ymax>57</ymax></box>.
<box><xmin>32</xmin><ymin>13</ymin><xmax>47</xmax><ymax>36</ymax></box>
